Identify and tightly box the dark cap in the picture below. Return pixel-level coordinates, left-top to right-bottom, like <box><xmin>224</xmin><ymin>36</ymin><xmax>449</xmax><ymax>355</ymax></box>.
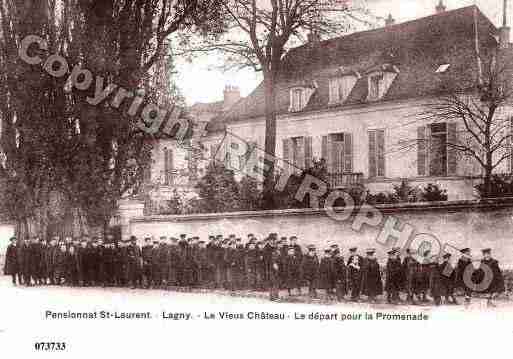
<box><xmin>482</xmin><ymin>248</ymin><xmax>491</xmax><ymax>254</ymax></box>
<box><xmin>460</xmin><ymin>248</ymin><xmax>470</xmax><ymax>254</ymax></box>
<box><xmin>180</xmin><ymin>234</ymin><xmax>187</xmax><ymax>238</ymax></box>
<box><xmin>387</xmin><ymin>249</ymin><xmax>397</xmax><ymax>255</ymax></box>
<box><xmin>366</xmin><ymin>248</ymin><xmax>376</xmax><ymax>255</ymax></box>
<box><xmin>349</xmin><ymin>247</ymin><xmax>357</xmax><ymax>252</ymax></box>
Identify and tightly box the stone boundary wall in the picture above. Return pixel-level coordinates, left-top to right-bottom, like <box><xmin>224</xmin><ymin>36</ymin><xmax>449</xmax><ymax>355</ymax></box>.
<box><xmin>129</xmin><ymin>199</ymin><xmax>513</xmax><ymax>268</ymax></box>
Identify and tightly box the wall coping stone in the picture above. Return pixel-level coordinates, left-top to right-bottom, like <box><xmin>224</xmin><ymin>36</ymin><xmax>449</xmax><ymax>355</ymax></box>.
<box><xmin>130</xmin><ymin>197</ymin><xmax>513</xmax><ymax>224</ymax></box>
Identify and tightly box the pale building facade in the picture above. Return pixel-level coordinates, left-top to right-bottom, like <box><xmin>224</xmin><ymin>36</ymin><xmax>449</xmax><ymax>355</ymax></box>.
<box><xmin>150</xmin><ymin>4</ymin><xmax>513</xmax><ymax>204</ymax></box>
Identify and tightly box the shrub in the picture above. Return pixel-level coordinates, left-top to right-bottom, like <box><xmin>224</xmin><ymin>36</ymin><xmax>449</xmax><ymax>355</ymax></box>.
<box><xmin>475</xmin><ymin>174</ymin><xmax>513</xmax><ymax>199</ymax></box>
<box><xmin>421</xmin><ymin>183</ymin><xmax>448</xmax><ymax>202</ymax></box>
<box><xmin>365</xmin><ymin>191</ymin><xmax>398</xmax><ymax>205</ymax></box>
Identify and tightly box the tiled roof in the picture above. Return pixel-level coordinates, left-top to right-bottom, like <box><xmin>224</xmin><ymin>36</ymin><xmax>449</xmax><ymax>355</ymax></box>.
<box><xmin>222</xmin><ymin>6</ymin><xmax>498</xmax><ymax>122</ymax></box>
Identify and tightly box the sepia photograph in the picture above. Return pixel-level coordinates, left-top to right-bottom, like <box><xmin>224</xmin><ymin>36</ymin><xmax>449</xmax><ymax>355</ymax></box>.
<box><xmin>1</xmin><ymin>0</ymin><xmax>513</xmax><ymax>357</ymax></box>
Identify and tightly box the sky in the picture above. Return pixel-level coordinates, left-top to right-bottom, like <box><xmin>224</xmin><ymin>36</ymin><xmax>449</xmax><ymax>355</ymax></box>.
<box><xmin>175</xmin><ymin>0</ymin><xmax>510</xmax><ymax>106</ymax></box>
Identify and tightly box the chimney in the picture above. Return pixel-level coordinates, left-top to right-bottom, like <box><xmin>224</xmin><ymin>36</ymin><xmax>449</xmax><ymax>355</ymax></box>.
<box><xmin>436</xmin><ymin>0</ymin><xmax>446</xmax><ymax>14</ymax></box>
<box><xmin>500</xmin><ymin>0</ymin><xmax>511</xmax><ymax>49</ymax></box>
<box><xmin>385</xmin><ymin>14</ymin><xmax>395</xmax><ymax>26</ymax></box>
<box><xmin>223</xmin><ymin>85</ymin><xmax>241</xmax><ymax>110</ymax></box>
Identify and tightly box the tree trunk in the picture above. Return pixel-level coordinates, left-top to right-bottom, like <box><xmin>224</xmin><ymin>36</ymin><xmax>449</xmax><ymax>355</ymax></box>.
<box><xmin>483</xmin><ymin>166</ymin><xmax>493</xmax><ymax>198</ymax></box>
<box><xmin>262</xmin><ymin>74</ymin><xmax>277</xmax><ymax>209</ymax></box>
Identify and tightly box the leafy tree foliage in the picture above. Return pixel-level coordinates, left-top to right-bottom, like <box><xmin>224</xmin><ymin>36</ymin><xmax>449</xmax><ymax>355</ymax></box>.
<box><xmin>0</xmin><ymin>0</ymin><xmax>224</xmax><ymax>237</ymax></box>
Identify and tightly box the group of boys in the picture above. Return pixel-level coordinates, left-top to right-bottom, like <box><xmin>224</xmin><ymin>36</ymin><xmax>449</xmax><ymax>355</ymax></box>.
<box><xmin>3</xmin><ymin>232</ymin><xmax>506</xmax><ymax>305</ymax></box>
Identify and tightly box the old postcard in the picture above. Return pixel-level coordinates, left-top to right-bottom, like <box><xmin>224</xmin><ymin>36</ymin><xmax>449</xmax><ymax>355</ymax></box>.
<box><xmin>1</xmin><ymin>0</ymin><xmax>512</xmax><ymax>357</ymax></box>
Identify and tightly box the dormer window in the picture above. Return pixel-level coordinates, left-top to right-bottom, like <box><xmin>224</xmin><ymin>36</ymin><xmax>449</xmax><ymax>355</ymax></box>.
<box><xmin>365</xmin><ymin>64</ymin><xmax>399</xmax><ymax>102</ymax></box>
<box><xmin>289</xmin><ymin>81</ymin><xmax>317</xmax><ymax>113</ymax></box>
<box><xmin>329</xmin><ymin>75</ymin><xmax>358</xmax><ymax>105</ymax></box>
<box><xmin>368</xmin><ymin>73</ymin><xmax>384</xmax><ymax>101</ymax></box>
<box><xmin>291</xmin><ymin>88</ymin><xmax>304</xmax><ymax>112</ymax></box>
<box><xmin>436</xmin><ymin>64</ymin><xmax>451</xmax><ymax>73</ymax></box>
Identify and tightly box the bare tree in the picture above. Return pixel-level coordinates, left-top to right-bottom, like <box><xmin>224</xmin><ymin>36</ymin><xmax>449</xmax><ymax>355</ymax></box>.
<box><xmin>185</xmin><ymin>0</ymin><xmax>376</xmax><ymax>208</ymax></box>
<box><xmin>415</xmin><ymin>55</ymin><xmax>513</xmax><ymax>198</ymax></box>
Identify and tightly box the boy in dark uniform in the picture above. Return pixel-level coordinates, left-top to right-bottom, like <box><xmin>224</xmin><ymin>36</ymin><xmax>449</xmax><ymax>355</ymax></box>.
<box><xmin>332</xmin><ymin>247</ymin><xmax>347</xmax><ymax>302</ymax></box>
<box><xmin>269</xmin><ymin>247</ymin><xmax>281</xmax><ymax>301</ymax></box>
<box><xmin>245</xmin><ymin>240</ymin><xmax>259</xmax><ymax>290</ymax></box>
<box><xmin>456</xmin><ymin>248</ymin><xmax>473</xmax><ymax>304</ymax></box>
<box><xmin>427</xmin><ymin>252</ymin><xmax>443</xmax><ymax>306</ymax></box>
<box><xmin>141</xmin><ymin>236</ymin><xmax>153</xmax><ymax>288</ymax></box>
<box><xmin>150</xmin><ymin>240</ymin><xmax>162</xmax><ymax>288</ymax></box>
<box><xmin>302</xmin><ymin>245</ymin><xmax>319</xmax><ymax>298</ymax></box>
<box><xmin>127</xmin><ymin>236</ymin><xmax>142</xmax><ymax>289</ymax></box>
<box><xmin>402</xmin><ymin>249</ymin><xmax>420</xmax><ymax>304</ymax></box>
<box><xmin>54</xmin><ymin>243</ymin><xmax>68</xmax><ymax>285</ymax></box>
<box><xmin>439</xmin><ymin>253</ymin><xmax>458</xmax><ymax>304</ymax></box>
<box><xmin>347</xmin><ymin>247</ymin><xmax>363</xmax><ymax>302</ymax></box>
<box><xmin>283</xmin><ymin>246</ymin><xmax>301</xmax><ymax>296</ymax></box>
<box><xmin>28</xmin><ymin>236</ymin><xmax>43</xmax><ymax>286</ymax></box>
<box><xmin>479</xmin><ymin>248</ymin><xmax>505</xmax><ymax>307</ymax></box>
<box><xmin>362</xmin><ymin>248</ymin><xmax>383</xmax><ymax>303</ymax></box>
<box><xmin>319</xmin><ymin>248</ymin><xmax>334</xmax><ymax>299</ymax></box>
<box><xmin>385</xmin><ymin>249</ymin><xmax>402</xmax><ymax>304</ymax></box>
<box><xmin>4</xmin><ymin>237</ymin><xmax>19</xmax><ymax>285</ymax></box>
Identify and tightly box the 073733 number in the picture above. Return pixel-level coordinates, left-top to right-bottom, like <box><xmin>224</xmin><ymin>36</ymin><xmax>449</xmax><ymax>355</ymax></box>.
<box><xmin>34</xmin><ymin>342</ymin><xmax>67</xmax><ymax>351</ymax></box>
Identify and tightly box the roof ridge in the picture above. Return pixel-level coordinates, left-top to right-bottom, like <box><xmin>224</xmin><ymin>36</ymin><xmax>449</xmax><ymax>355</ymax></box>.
<box><xmin>290</xmin><ymin>5</ymin><xmax>493</xmax><ymax>54</ymax></box>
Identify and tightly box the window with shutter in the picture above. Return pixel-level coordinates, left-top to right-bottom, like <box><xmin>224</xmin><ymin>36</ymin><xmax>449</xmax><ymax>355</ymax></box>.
<box><xmin>417</xmin><ymin>126</ymin><xmax>427</xmax><ymax>176</ymax></box>
<box><xmin>429</xmin><ymin>123</ymin><xmax>447</xmax><ymax>176</ymax></box>
<box><xmin>368</xmin><ymin>131</ymin><xmax>377</xmax><ymax>178</ymax></box>
<box><xmin>344</xmin><ymin>133</ymin><xmax>353</xmax><ymax>172</ymax></box>
<box><xmin>305</xmin><ymin>137</ymin><xmax>313</xmax><ymax>169</ymax></box>
<box><xmin>369</xmin><ymin>129</ymin><xmax>385</xmax><ymax>178</ymax></box>
<box><xmin>332</xmin><ymin>135</ymin><xmax>343</xmax><ymax>174</ymax></box>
